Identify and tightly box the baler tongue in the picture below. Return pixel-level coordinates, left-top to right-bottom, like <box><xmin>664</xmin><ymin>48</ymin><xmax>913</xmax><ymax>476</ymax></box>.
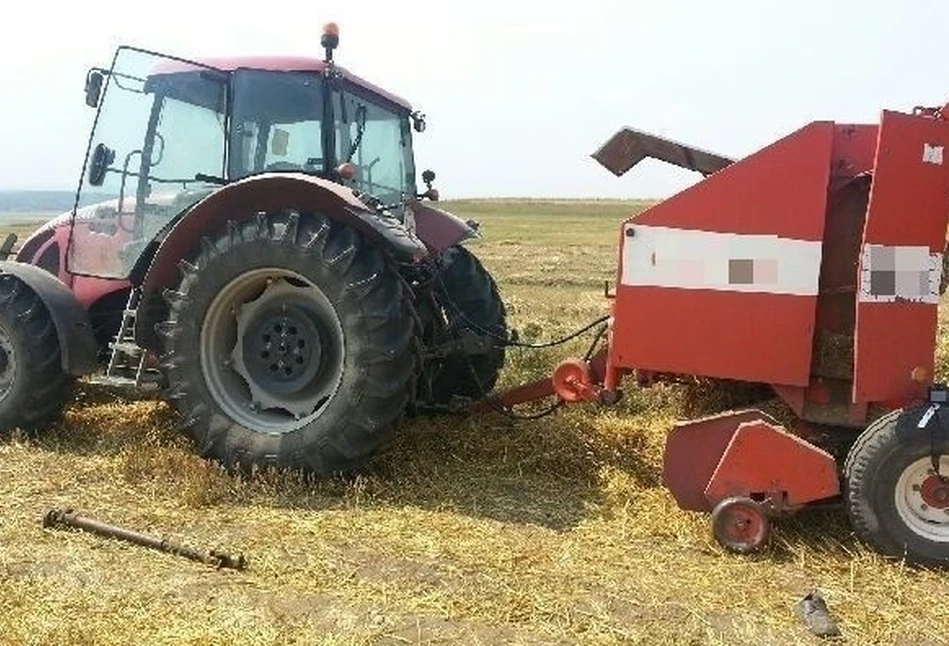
<box><xmin>591</xmin><ymin>127</ymin><xmax>734</xmax><ymax>177</ymax></box>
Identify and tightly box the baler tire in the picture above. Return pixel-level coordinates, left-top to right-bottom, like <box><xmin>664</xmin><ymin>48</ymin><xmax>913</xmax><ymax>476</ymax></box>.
<box><xmin>159</xmin><ymin>210</ymin><xmax>418</xmax><ymax>477</ymax></box>
<box><xmin>844</xmin><ymin>408</ymin><xmax>949</xmax><ymax>567</ymax></box>
<box><xmin>710</xmin><ymin>496</ymin><xmax>771</xmax><ymax>554</ymax></box>
<box><xmin>426</xmin><ymin>245</ymin><xmax>506</xmax><ymax>404</ymax></box>
<box><xmin>0</xmin><ymin>274</ymin><xmax>71</xmax><ymax>431</ymax></box>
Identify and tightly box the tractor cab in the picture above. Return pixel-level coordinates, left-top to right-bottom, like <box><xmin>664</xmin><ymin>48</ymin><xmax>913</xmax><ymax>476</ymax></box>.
<box><xmin>74</xmin><ymin>34</ymin><xmax>424</xmax><ymax>279</ymax></box>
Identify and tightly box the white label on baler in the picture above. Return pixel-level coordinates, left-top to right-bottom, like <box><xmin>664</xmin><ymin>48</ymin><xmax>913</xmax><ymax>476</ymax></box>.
<box><xmin>858</xmin><ymin>244</ymin><xmax>942</xmax><ymax>304</ymax></box>
<box><xmin>620</xmin><ymin>225</ymin><xmax>822</xmax><ymax>296</ymax></box>
<box><xmin>923</xmin><ymin>143</ymin><xmax>944</xmax><ymax>165</ymax></box>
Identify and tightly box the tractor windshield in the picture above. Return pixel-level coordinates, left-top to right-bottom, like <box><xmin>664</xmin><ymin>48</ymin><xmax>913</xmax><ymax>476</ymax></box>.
<box><xmin>333</xmin><ymin>86</ymin><xmax>415</xmax><ymax>210</ymax></box>
<box><xmin>228</xmin><ymin>70</ymin><xmax>327</xmax><ymax>178</ymax></box>
<box><xmin>69</xmin><ymin>48</ymin><xmax>226</xmax><ymax>278</ymax></box>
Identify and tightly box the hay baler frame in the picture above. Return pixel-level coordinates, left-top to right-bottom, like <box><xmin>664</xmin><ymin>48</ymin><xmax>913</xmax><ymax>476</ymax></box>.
<box><xmin>481</xmin><ymin>99</ymin><xmax>949</xmax><ymax>564</ymax></box>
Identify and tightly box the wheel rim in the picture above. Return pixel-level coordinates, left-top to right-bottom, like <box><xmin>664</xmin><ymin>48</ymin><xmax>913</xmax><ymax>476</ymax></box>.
<box><xmin>713</xmin><ymin>498</ymin><xmax>769</xmax><ymax>552</ymax></box>
<box><xmin>0</xmin><ymin>321</ymin><xmax>16</xmax><ymax>403</ymax></box>
<box><xmin>200</xmin><ymin>268</ymin><xmax>345</xmax><ymax>434</ymax></box>
<box><xmin>894</xmin><ymin>456</ymin><xmax>949</xmax><ymax>542</ymax></box>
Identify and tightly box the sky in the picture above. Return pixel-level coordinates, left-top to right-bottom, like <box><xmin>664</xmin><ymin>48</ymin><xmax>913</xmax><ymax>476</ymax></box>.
<box><xmin>2</xmin><ymin>0</ymin><xmax>948</xmax><ymax>199</ymax></box>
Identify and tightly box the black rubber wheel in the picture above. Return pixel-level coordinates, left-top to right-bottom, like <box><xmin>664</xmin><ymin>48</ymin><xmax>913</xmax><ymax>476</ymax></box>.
<box><xmin>0</xmin><ymin>274</ymin><xmax>71</xmax><ymax>431</ymax></box>
<box><xmin>424</xmin><ymin>245</ymin><xmax>506</xmax><ymax>404</ymax></box>
<box><xmin>711</xmin><ymin>496</ymin><xmax>771</xmax><ymax>553</ymax></box>
<box><xmin>159</xmin><ymin>210</ymin><xmax>418</xmax><ymax>476</ymax></box>
<box><xmin>844</xmin><ymin>408</ymin><xmax>949</xmax><ymax>566</ymax></box>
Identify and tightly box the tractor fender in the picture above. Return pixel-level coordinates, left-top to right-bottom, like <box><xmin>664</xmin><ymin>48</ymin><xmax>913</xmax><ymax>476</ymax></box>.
<box><xmin>0</xmin><ymin>261</ymin><xmax>98</xmax><ymax>376</ymax></box>
<box><xmin>405</xmin><ymin>200</ymin><xmax>479</xmax><ymax>251</ymax></box>
<box><xmin>140</xmin><ymin>173</ymin><xmax>428</xmax><ymax>293</ymax></box>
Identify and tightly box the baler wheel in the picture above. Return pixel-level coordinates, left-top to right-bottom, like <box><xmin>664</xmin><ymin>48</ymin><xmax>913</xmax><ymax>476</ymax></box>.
<box><xmin>159</xmin><ymin>210</ymin><xmax>418</xmax><ymax>476</ymax></box>
<box><xmin>845</xmin><ymin>409</ymin><xmax>949</xmax><ymax>566</ymax></box>
<box><xmin>711</xmin><ymin>496</ymin><xmax>771</xmax><ymax>554</ymax></box>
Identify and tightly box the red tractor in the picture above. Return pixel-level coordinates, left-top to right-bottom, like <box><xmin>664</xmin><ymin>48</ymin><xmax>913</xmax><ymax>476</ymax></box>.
<box><xmin>0</xmin><ymin>25</ymin><xmax>506</xmax><ymax>475</ymax></box>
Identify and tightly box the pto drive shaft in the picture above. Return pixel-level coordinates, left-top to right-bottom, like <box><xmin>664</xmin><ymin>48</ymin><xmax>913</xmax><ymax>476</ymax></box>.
<box><xmin>43</xmin><ymin>508</ymin><xmax>246</xmax><ymax>571</ymax></box>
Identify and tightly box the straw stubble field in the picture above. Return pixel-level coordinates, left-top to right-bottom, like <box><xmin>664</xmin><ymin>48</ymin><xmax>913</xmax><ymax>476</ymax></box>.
<box><xmin>1</xmin><ymin>201</ymin><xmax>948</xmax><ymax>645</ymax></box>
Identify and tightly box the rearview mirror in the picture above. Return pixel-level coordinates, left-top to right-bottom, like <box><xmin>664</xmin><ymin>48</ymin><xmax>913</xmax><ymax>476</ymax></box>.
<box><xmin>411</xmin><ymin>111</ymin><xmax>426</xmax><ymax>133</ymax></box>
<box><xmin>85</xmin><ymin>70</ymin><xmax>104</xmax><ymax>108</ymax></box>
<box><xmin>88</xmin><ymin>143</ymin><xmax>115</xmax><ymax>186</ymax></box>
<box><xmin>419</xmin><ymin>169</ymin><xmax>438</xmax><ymax>200</ymax></box>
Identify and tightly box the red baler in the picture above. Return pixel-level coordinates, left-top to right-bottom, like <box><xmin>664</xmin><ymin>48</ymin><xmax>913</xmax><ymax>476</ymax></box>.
<box><xmin>485</xmin><ymin>99</ymin><xmax>949</xmax><ymax>565</ymax></box>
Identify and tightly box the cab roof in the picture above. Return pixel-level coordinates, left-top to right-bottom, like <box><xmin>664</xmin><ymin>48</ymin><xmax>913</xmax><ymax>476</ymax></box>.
<box><xmin>157</xmin><ymin>55</ymin><xmax>412</xmax><ymax>111</ymax></box>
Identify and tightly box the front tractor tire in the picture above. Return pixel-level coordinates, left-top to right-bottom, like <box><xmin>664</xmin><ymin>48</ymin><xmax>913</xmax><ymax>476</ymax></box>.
<box><xmin>0</xmin><ymin>275</ymin><xmax>71</xmax><ymax>431</ymax></box>
<box><xmin>160</xmin><ymin>210</ymin><xmax>417</xmax><ymax>476</ymax></box>
<box><xmin>845</xmin><ymin>408</ymin><xmax>949</xmax><ymax>567</ymax></box>
<box><xmin>423</xmin><ymin>245</ymin><xmax>507</xmax><ymax>405</ymax></box>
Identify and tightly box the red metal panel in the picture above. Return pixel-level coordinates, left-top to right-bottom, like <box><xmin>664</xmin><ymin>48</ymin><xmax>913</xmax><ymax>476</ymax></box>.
<box><xmin>610</xmin><ymin>287</ymin><xmax>816</xmax><ymax>386</ymax></box>
<box><xmin>609</xmin><ymin>122</ymin><xmax>836</xmax><ymax>388</ymax></box>
<box><xmin>627</xmin><ymin>121</ymin><xmax>835</xmax><ymax>240</ymax></box>
<box><xmin>855</xmin><ymin>307</ymin><xmax>937</xmax><ymax>404</ymax></box>
<box><xmin>704</xmin><ymin>421</ymin><xmax>840</xmax><ymax>507</ymax></box>
<box><xmin>860</xmin><ymin>112</ymin><xmax>949</xmax><ymax>245</ymax></box>
<box><xmin>853</xmin><ymin>111</ymin><xmax>949</xmax><ymax>403</ymax></box>
<box><xmin>663</xmin><ymin>410</ymin><xmax>778</xmax><ymax>512</ymax></box>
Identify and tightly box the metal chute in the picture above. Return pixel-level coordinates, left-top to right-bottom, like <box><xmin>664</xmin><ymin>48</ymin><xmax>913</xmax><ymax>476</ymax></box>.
<box><xmin>591</xmin><ymin>127</ymin><xmax>734</xmax><ymax>177</ymax></box>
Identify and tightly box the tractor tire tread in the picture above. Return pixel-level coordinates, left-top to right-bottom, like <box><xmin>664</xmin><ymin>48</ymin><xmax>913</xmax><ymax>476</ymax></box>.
<box><xmin>843</xmin><ymin>407</ymin><xmax>949</xmax><ymax>565</ymax></box>
<box><xmin>160</xmin><ymin>210</ymin><xmax>417</xmax><ymax>476</ymax></box>
<box><xmin>843</xmin><ymin>409</ymin><xmax>900</xmax><ymax>553</ymax></box>
<box><xmin>0</xmin><ymin>275</ymin><xmax>71</xmax><ymax>431</ymax></box>
<box><xmin>426</xmin><ymin>246</ymin><xmax>507</xmax><ymax>404</ymax></box>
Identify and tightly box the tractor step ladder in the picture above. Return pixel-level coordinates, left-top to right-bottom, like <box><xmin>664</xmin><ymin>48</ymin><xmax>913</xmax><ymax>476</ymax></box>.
<box><xmin>87</xmin><ymin>290</ymin><xmax>161</xmax><ymax>389</ymax></box>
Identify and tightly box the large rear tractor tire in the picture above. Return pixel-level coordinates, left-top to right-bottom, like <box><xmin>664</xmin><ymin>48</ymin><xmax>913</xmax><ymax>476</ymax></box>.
<box><xmin>423</xmin><ymin>245</ymin><xmax>506</xmax><ymax>405</ymax></box>
<box><xmin>0</xmin><ymin>274</ymin><xmax>71</xmax><ymax>431</ymax></box>
<box><xmin>159</xmin><ymin>210</ymin><xmax>418</xmax><ymax>476</ymax></box>
<box><xmin>845</xmin><ymin>408</ymin><xmax>949</xmax><ymax>567</ymax></box>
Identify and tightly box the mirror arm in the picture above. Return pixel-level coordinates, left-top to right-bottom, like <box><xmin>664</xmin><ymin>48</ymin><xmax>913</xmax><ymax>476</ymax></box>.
<box><xmin>118</xmin><ymin>150</ymin><xmax>143</xmax><ymax>213</ymax></box>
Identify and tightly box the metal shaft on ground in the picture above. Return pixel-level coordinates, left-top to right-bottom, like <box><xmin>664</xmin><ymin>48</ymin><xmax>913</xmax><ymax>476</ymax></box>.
<box><xmin>42</xmin><ymin>508</ymin><xmax>245</xmax><ymax>571</ymax></box>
